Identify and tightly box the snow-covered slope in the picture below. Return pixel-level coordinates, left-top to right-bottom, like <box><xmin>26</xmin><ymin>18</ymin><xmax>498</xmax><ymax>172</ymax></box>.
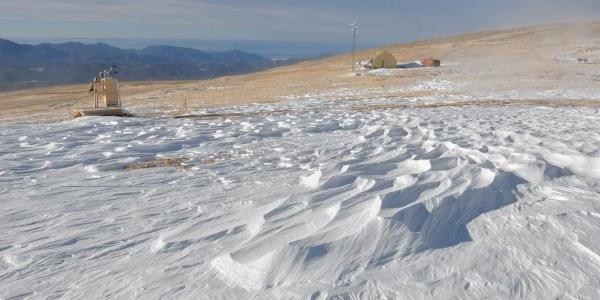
<box><xmin>1</xmin><ymin>90</ymin><xmax>600</xmax><ymax>298</ymax></box>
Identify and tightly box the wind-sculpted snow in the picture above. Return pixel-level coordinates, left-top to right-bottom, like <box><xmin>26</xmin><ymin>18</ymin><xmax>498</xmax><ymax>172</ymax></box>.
<box><xmin>1</xmin><ymin>97</ymin><xmax>600</xmax><ymax>299</ymax></box>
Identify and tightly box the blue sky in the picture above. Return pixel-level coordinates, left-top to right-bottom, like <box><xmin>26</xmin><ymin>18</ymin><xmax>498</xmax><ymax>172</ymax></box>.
<box><xmin>1</xmin><ymin>0</ymin><xmax>600</xmax><ymax>44</ymax></box>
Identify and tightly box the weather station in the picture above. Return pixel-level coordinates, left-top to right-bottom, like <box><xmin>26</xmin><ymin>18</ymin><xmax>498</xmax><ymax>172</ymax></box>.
<box><xmin>72</xmin><ymin>65</ymin><xmax>130</xmax><ymax>117</ymax></box>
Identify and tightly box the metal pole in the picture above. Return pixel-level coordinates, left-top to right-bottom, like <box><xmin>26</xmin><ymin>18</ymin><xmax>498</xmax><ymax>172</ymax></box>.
<box><xmin>116</xmin><ymin>80</ymin><xmax>121</xmax><ymax>107</ymax></box>
<box><xmin>351</xmin><ymin>21</ymin><xmax>358</xmax><ymax>72</ymax></box>
<box><xmin>94</xmin><ymin>86</ymin><xmax>98</xmax><ymax>108</ymax></box>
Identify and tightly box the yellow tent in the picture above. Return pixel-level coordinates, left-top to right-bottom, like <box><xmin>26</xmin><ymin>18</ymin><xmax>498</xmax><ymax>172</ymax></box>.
<box><xmin>372</xmin><ymin>51</ymin><xmax>397</xmax><ymax>69</ymax></box>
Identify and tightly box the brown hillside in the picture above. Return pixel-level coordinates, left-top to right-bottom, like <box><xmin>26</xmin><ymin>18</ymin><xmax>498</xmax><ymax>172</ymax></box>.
<box><xmin>2</xmin><ymin>22</ymin><xmax>600</xmax><ymax>123</ymax></box>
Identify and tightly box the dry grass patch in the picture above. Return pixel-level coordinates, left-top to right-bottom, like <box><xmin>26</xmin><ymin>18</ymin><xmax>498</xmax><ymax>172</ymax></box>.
<box><xmin>124</xmin><ymin>157</ymin><xmax>191</xmax><ymax>170</ymax></box>
<box><xmin>123</xmin><ymin>153</ymin><xmax>234</xmax><ymax>170</ymax></box>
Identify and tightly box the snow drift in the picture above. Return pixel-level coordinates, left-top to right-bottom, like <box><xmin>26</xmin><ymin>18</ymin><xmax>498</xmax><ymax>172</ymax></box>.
<box><xmin>1</xmin><ymin>94</ymin><xmax>600</xmax><ymax>299</ymax></box>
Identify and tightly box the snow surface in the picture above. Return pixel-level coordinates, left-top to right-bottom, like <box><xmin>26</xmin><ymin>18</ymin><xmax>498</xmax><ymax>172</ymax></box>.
<box><xmin>1</xmin><ymin>88</ymin><xmax>600</xmax><ymax>299</ymax></box>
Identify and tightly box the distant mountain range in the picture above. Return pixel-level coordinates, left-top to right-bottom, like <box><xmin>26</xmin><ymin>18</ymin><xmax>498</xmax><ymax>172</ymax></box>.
<box><xmin>10</xmin><ymin>37</ymin><xmax>376</xmax><ymax>60</ymax></box>
<box><xmin>0</xmin><ymin>38</ymin><xmax>305</xmax><ymax>91</ymax></box>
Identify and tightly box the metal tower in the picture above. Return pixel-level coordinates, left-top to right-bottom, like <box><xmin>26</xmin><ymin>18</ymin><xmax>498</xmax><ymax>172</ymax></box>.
<box><xmin>351</xmin><ymin>21</ymin><xmax>358</xmax><ymax>72</ymax></box>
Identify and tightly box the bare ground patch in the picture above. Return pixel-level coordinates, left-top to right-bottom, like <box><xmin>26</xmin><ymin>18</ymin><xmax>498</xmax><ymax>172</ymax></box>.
<box><xmin>123</xmin><ymin>152</ymin><xmax>234</xmax><ymax>171</ymax></box>
<box><xmin>124</xmin><ymin>157</ymin><xmax>191</xmax><ymax>170</ymax></box>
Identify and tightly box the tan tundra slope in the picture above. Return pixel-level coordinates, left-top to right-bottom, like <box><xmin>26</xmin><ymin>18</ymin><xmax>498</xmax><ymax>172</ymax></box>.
<box><xmin>2</xmin><ymin>21</ymin><xmax>600</xmax><ymax>122</ymax></box>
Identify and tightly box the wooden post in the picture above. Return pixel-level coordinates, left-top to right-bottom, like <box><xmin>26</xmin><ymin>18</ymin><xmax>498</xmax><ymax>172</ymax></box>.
<box><xmin>94</xmin><ymin>86</ymin><xmax>98</xmax><ymax>108</ymax></box>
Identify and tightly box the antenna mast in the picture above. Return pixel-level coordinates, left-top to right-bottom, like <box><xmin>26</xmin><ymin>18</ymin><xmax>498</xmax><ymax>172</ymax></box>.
<box><xmin>351</xmin><ymin>21</ymin><xmax>358</xmax><ymax>72</ymax></box>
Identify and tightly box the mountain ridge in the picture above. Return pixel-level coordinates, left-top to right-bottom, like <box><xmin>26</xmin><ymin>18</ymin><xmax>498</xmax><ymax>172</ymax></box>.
<box><xmin>0</xmin><ymin>38</ymin><xmax>280</xmax><ymax>90</ymax></box>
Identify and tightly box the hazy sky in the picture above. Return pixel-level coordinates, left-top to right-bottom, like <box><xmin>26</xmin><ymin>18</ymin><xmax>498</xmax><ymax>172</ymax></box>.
<box><xmin>1</xmin><ymin>0</ymin><xmax>600</xmax><ymax>44</ymax></box>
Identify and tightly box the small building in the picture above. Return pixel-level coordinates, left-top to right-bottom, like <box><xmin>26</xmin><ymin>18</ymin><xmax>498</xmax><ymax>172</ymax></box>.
<box><xmin>372</xmin><ymin>51</ymin><xmax>398</xmax><ymax>69</ymax></box>
<box><xmin>92</xmin><ymin>77</ymin><xmax>121</xmax><ymax>108</ymax></box>
<box><xmin>421</xmin><ymin>58</ymin><xmax>441</xmax><ymax>67</ymax></box>
<box><xmin>72</xmin><ymin>66</ymin><xmax>129</xmax><ymax>117</ymax></box>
